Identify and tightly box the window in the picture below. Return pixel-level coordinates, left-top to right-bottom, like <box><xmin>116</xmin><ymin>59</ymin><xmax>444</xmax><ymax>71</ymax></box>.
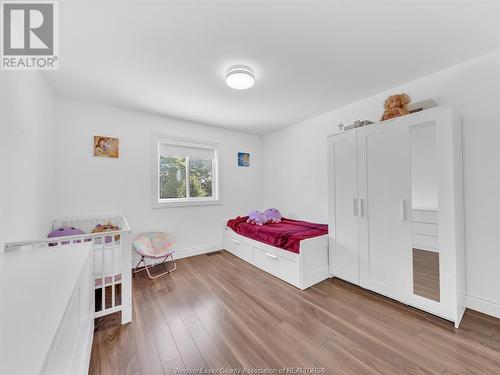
<box><xmin>153</xmin><ymin>136</ymin><xmax>220</xmax><ymax>207</ymax></box>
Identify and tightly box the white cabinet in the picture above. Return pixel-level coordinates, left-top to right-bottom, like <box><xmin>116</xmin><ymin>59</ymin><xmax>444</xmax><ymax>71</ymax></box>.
<box><xmin>328</xmin><ymin>105</ymin><xmax>465</xmax><ymax>327</ymax></box>
<box><xmin>0</xmin><ymin>246</ymin><xmax>95</xmax><ymax>375</ymax></box>
<box><xmin>44</xmin><ymin>249</ymin><xmax>94</xmax><ymax>375</ymax></box>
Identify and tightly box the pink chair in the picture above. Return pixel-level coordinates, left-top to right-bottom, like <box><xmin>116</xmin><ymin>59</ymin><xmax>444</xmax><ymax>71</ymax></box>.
<box><xmin>132</xmin><ymin>232</ymin><xmax>176</xmax><ymax>279</ymax></box>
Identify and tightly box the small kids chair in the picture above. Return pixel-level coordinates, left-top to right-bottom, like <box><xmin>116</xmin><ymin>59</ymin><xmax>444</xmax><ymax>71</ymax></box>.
<box><xmin>132</xmin><ymin>232</ymin><xmax>176</xmax><ymax>279</ymax></box>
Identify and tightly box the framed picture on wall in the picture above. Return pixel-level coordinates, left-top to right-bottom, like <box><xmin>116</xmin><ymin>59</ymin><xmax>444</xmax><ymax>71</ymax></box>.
<box><xmin>238</xmin><ymin>152</ymin><xmax>250</xmax><ymax>167</ymax></box>
<box><xmin>94</xmin><ymin>136</ymin><xmax>119</xmax><ymax>158</ymax></box>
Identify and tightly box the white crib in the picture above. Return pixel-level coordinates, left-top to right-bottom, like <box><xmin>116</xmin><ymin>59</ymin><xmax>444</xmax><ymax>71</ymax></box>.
<box><xmin>4</xmin><ymin>215</ymin><xmax>132</xmax><ymax>325</ymax></box>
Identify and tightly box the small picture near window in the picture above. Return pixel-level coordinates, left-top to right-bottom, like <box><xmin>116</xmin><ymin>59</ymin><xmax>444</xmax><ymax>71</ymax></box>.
<box><xmin>238</xmin><ymin>152</ymin><xmax>250</xmax><ymax>167</ymax></box>
<box><xmin>94</xmin><ymin>136</ymin><xmax>119</xmax><ymax>158</ymax></box>
<box><xmin>153</xmin><ymin>136</ymin><xmax>220</xmax><ymax>207</ymax></box>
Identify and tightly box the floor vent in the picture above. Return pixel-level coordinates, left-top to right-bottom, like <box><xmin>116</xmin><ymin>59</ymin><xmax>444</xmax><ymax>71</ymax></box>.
<box><xmin>206</xmin><ymin>251</ymin><xmax>223</xmax><ymax>256</ymax></box>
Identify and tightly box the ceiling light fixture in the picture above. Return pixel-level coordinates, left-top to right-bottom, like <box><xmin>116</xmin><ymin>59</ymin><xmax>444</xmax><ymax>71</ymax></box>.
<box><xmin>225</xmin><ymin>65</ymin><xmax>255</xmax><ymax>90</ymax></box>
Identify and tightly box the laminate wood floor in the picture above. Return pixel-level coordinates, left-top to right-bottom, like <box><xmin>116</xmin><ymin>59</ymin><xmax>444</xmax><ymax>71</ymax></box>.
<box><xmin>90</xmin><ymin>251</ymin><xmax>500</xmax><ymax>375</ymax></box>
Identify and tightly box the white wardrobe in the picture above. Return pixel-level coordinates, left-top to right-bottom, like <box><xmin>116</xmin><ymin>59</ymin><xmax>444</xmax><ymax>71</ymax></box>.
<box><xmin>327</xmin><ymin>105</ymin><xmax>466</xmax><ymax>327</ymax></box>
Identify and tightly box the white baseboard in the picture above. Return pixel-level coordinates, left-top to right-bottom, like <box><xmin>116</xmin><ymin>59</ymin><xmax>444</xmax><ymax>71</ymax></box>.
<box><xmin>466</xmin><ymin>294</ymin><xmax>500</xmax><ymax>319</ymax></box>
<box><xmin>131</xmin><ymin>242</ymin><xmax>222</xmax><ymax>268</ymax></box>
<box><xmin>174</xmin><ymin>242</ymin><xmax>223</xmax><ymax>260</ymax></box>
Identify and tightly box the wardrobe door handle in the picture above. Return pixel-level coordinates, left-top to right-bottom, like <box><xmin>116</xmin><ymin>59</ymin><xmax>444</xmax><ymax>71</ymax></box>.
<box><xmin>400</xmin><ymin>199</ymin><xmax>406</xmax><ymax>221</ymax></box>
<box><xmin>353</xmin><ymin>198</ymin><xmax>359</xmax><ymax>216</ymax></box>
<box><xmin>359</xmin><ymin>199</ymin><xmax>364</xmax><ymax>217</ymax></box>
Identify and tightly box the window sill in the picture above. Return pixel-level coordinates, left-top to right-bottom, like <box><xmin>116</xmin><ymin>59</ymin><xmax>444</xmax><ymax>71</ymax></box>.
<box><xmin>152</xmin><ymin>200</ymin><xmax>222</xmax><ymax>209</ymax></box>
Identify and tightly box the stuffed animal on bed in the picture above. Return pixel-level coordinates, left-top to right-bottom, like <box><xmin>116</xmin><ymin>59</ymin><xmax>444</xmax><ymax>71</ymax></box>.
<box><xmin>48</xmin><ymin>226</ymin><xmax>85</xmax><ymax>238</ymax></box>
<box><xmin>264</xmin><ymin>208</ymin><xmax>282</xmax><ymax>223</ymax></box>
<box><xmin>92</xmin><ymin>222</ymin><xmax>120</xmax><ymax>233</ymax></box>
<box><xmin>92</xmin><ymin>221</ymin><xmax>121</xmax><ymax>243</ymax></box>
<box><xmin>246</xmin><ymin>211</ymin><xmax>268</xmax><ymax>225</ymax></box>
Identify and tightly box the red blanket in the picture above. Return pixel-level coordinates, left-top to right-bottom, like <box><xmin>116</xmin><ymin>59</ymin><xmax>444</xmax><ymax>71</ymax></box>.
<box><xmin>226</xmin><ymin>216</ymin><xmax>328</xmax><ymax>254</ymax></box>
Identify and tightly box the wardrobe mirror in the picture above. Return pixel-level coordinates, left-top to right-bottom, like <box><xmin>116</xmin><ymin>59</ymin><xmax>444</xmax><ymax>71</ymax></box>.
<box><xmin>410</xmin><ymin>122</ymin><xmax>440</xmax><ymax>302</ymax></box>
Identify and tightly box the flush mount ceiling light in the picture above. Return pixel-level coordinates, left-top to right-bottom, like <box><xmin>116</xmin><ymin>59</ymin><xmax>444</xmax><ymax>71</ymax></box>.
<box><xmin>225</xmin><ymin>65</ymin><xmax>255</xmax><ymax>90</ymax></box>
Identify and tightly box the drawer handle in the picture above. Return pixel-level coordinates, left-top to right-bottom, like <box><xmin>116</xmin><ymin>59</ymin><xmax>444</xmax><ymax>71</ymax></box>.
<box><xmin>233</xmin><ymin>239</ymin><xmax>240</xmax><ymax>244</ymax></box>
<box><xmin>265</xmin><ymin>252</ymin><xmax>278</xmax><ymax>260</ymax></box>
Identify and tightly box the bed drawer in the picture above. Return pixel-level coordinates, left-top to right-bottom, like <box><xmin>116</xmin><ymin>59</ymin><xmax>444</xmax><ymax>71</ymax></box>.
<box><xmin>223</xmin><ymin>234</ymin><xmax>238</xmax><ymax>255</ymax></box>
<box><xmin>238</xmin><ymin>242</ymin><xmax>254</xmax><ymax>263</ymax></box>
<box><xmin>224</xmin><ymin>234</ymin><xmax>254</xmax><ymax>262</ymax></box>
<box><xmin>253</xmin><ymin>247</ymin><xmax>300</xmax><ymax>287</ymax></box>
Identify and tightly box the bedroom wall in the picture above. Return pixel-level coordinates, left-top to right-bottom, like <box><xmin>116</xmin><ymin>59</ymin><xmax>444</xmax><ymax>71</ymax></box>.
<box><xmin>263</xmin><ymin>51</ymin><xmax>500</xmax><ymax>317</ymax></box>
<box><xmin>53</xmin><ymin>98</ymin><xmax>264</xmax><ymax>260</ymax></box>
<box><xmin>0</xmin><ymin>72</ymin><xmax>56</xmax><ymax>250</ymax></box>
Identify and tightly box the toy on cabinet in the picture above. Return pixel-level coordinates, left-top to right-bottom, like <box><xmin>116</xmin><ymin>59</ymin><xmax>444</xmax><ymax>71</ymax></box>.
<box><xmin>380</xmin><ymin>93</ymin><xmax>411</xmax><ymax>121</ymax></box>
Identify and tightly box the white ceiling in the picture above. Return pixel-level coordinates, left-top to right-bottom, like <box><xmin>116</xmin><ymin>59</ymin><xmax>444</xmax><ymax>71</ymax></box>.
<box><xmin>45</xmin><ymin>0</ymin><xmax>499</xmax><ymax>134</ymax></box>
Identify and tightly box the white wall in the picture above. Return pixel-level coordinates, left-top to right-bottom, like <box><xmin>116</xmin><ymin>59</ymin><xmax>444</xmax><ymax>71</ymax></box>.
<box><xmin>263</xmin><ymin>51</ymin><xmax>500</xmax><ymax>316</ymax></box>
<box><xmin>0</xmin><ymin>72</ymin><xmax>56</xmax><ymax>250</ymax></box>
<box><xmin>53</xmin><ymin>98</ymin><xmax>264</xmax><ymax>259</ymax></box>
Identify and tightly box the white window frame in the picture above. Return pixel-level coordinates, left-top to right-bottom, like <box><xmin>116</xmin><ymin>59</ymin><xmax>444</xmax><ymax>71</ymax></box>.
<box><xmin>152</xmin><ymin>134</ymin><xmax>222</xmax><ymax>208</ymax></box>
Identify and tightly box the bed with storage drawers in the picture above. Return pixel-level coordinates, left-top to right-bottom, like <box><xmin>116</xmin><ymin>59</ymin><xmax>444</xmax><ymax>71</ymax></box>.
<box><xmin>223</xmin><ymin>217</ymin><xmax>330</xmax><ymax>290</ymax></box>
